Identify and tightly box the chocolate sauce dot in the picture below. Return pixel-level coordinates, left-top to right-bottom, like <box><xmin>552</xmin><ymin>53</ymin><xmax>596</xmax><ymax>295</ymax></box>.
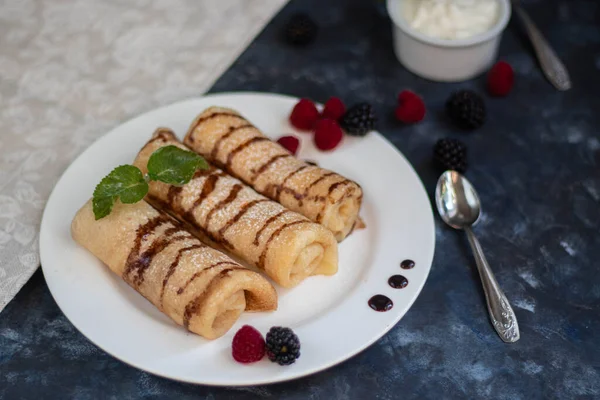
<box><xmin>400</xmin><ymin>259</ymin><xmax>415</xmax><ymax>270</ymax></box>
<box><xmin>388</xmin><ymin>275</ymin><xmax>408</xmax><ymax>289</ymax></box>
<box><xmin>368</xmin><ymin>295</ymin><xmax>393</xmax><ymax>312</ymax></box>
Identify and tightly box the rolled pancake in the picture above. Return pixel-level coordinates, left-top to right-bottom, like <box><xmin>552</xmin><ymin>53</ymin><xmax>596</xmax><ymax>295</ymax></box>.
<box><xmin>71</xmin><ymin>199</ymin><xmax>277</xmax><ymax>340</ymax></box>
<box><xmin>183</xmin><ymin>106</ymin><xmax>363</xmax><ymax>241</ymax></box>
<box><xmin>133</xmin><ymin>129</ymin><xmax>338</xmax><ymax>288</ymax></box>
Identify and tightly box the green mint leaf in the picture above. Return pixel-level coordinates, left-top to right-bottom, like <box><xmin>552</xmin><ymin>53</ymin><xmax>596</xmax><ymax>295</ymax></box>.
<box><xmin>92</xmin><ymin>165</ymin><xmax>148</xmax><ymax>220</ymax></box>
<box><xmin>147</xmin><ymin>145</ymin><xmax>209</xmax><ymax>185</ymax></box>
<box><xmin>92</xmin><ymin>195</ymin><xmax>116</xmax><ymax>220</ymax></box>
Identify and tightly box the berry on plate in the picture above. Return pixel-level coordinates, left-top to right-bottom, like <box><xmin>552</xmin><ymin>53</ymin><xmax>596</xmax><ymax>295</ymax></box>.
<box><xmin>276</xmin><ymin>135</ymin><xmax>300</xmax><ymax>155</ymax></box>
<box><xmin>232</xmin><ymin>325</ymin><xmax>266</xmax><ymax>364</ymax></box>
<box><xmin>395</xmin><ymin>90</ymin><xmax>426</xmax><ymax>123</ymax></box>
<box><xmin>314</xmin><ymin>118</ymin><xmax>343</xmax><ymax>151</ymax></box>
<box><xmin>487</xmin><ymin>61</ymin><xmax>514</xmax><ymax>97</ymax></box>
<box><xmin>433</xmin><ymin>138</ymin><xmax>468</xmax><ymax>173</ymax></box>
<box><xmin>265</xmin><ymin>327</ymin><xmax>301</xmax><ymax>366</ymax></box>
<box><xmin>340</xmin><ymin>103</ymin><xmax>376</xmax><ymax>136</ymax></box>
<box><xmin>289</xmin><ymin>98</ymin><xmax>320</xmax><ymax>130</ymax></box>
<box><xmin>321</xmin><ymin>97</ymin><xmax>346</xmax><ymax>121</ymax></box>
<box><xmin>445</xmin><ymin>90</ymin><xmax>486</xmax><ymax>130</ymax></box>
<box><xmin>283</xmin><ymin>13</ymin><xmax>318</xmax><ymax>46</ymax></box>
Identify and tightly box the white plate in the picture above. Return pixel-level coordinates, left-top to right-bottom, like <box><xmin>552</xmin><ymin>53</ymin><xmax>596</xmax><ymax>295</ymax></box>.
<box><xmin>40</xmin><ymin>92</ymin><xmax>435</xmax><ymax>386</ymax></box>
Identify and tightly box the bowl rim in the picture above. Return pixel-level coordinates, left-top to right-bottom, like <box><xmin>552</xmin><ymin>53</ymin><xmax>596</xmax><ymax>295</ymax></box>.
<box><xmin>386</xmin><ymin>0</ymin><xmax>512</xmax><ymax>48</ymax></box>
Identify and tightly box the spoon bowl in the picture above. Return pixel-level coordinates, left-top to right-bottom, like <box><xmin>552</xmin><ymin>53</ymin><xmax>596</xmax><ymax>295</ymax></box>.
<box><xmin>435</xmin><ymin>170</ymin><xmax>481</xmax><ymax>229</ymax></box>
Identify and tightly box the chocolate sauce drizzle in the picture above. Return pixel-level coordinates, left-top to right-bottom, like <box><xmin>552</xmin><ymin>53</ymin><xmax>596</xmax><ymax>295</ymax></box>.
<box><xmin>148</xmin><ymin>129</ymin><xmax>175</xmax><ymax>145</ymax></box>
<box><xmin>204</xmin><ymin>184</ymin><xmax>243</xmax><ymax>227</ymax></box>
<box><xmin>275</xmin><ymin>166</ymin><xmax>308</xmax><ymax>201</ymax></box>
<box><xmin>124</xmin><ymin>216</ymin><xmax>184</xmax><ymax>287</ymax></box>
<box><xmin>210</xmin><ymin>123</ymin><xmax>253</xmax><ymax>159</ymax></box>
<box><xmin>182</xmin><ymin>171</ymin><xmax>226</xmax><ymax>222</ymax></box>
<box><xmin>189</xmin><ymin>113</ymin><xmax>361</xmax><ymax>216</ymax></box>
<box><xmin>217</xmin><ymin>199</ymin><xmax>270</xmax><ymax>245</ymax></box>
<box><xmin>257</xmin><ymin>220</ymin><xmax>311</xmax><ymax>268</ymax></box>
<box><xmin>186</xmin><ymin>112</ymin><xmax>244</xmax><ymax>144</ymax></box>
<box><xmin>301</xmin><ymin>172</ymin><xmax>335</xmax><ymax>205</ymax></box>
<box><xmin>225</xmin><ymin>137</ymin><xmax>269</xmax><ymax>169</ymax></box>
<box><xmin>368</xmin><ymin>295</ymin><xmax>393</xmax><ymax>312</ymax></box>
<box><xmin>250</xmin><ymin>153</ymin><xmax>292</xmax><ymax>183</ymax></box>
<box><xmin>183</xmin><ymin>267</ymin><xmax>241</xmax><ymax>329</ymax></box>
<box><xmin>159</xmin><ymin>244</ymin><xmax>205</xmax><ymax>306</ymax></box>
<box><xmin>177</xmin><ymin>261</ymin><xmax>239</xmax><ymax>295</ymax></box>
<box><xmin>252</xmin><ymin>210</ymin><xmax>289</xmax><ymax>246</ymax></box>
<box><xmin>388</xmin><ymin>275</ymin><xmax>408</xmax><ymax>289</ymax></box>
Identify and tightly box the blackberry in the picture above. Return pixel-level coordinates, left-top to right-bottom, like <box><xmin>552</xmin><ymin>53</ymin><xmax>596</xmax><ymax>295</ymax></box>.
<box><xmin>445</xmin><ymin>90</ymin><xmax>486</xmax><ymax>130</ymax></box>
<box><xmin>283</xmin><ymin>13</ymin><xmax>318</xmax><ymax>46</ymax></box>
<box><xmin>433</xmin><ymin>138</ymin><xmax>468</xmax><ymax>173</ymax></box>
<box><xmin>340</xmin><ymin>103</ymin><xmax>376</xmax><ymax>136</ymax></box>
<box><xmin>265</xmin><ymin>327</ymin><xmax>301</xmax><ymax>366</ymax></box>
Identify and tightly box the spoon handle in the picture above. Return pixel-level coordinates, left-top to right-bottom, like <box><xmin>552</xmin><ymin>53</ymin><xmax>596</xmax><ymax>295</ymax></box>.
<box><xmin>464</xmin><ymin>227</ymin><xmax>520</xmax><ymax>343</ymax></box>
<box><xmin>514</xmin><ymin>5</ymin><xmax>572</xmax><ymax>91</ymax></box>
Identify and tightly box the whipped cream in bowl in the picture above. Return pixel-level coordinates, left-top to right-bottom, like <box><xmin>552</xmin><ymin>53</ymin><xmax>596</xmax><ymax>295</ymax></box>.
<box><xmin>406</xmin><ymin>0</ymin><xmax>500</xmax><ymax>40</ymax></box>
<box><xmin>386</xmin><ymin>0</ymin><xmax>511</xmax><ymax>82</ymax></box>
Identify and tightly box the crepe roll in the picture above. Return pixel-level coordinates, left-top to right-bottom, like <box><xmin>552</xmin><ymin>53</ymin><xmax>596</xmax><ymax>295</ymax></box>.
<box><xmin>183</xmin><ymin>106</ymin><xmax>363</xmax><ymax>241</ymax></box>
<box><xmin>133</xmin><ymin>129</ymin><xmax>338</xmax><ymax>288</ymax></box>
<box><xmin>71</xmin><ymin>199</ymin><xmax>277</xmax><ymax>340</ymax></box>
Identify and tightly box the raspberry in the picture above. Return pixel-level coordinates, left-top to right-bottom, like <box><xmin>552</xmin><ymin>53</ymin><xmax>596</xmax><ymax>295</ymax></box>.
<box><xmin>314</xmin><ymin>118</ymin><xmax>343</xmax><ymax>151</ymax></box>
<box><xmin>321</xmin><ymin>97</ymin><xmax>346</xmax><ymax>121</ymax></box>
<box><xmin>289</xmin><ymin>98</ymin><xmax>320</xmax><ymax>130</ymax></box>
<box><xmin>276</xmin><ymin>135</ymin><xmax>300</xmax><ymax>155</ymax></box>
<box><xmin>395</xmin><ymin>90</ymin><xmax>426</xmax><ymax>123</ymax></box>
<box><xmin>487</xmin><ymin>61</ymin><xmax>514</xmax><ymax>97</ymax></box>
<box><xmin>231</xmin><ymin>325</ymin><xmax>265</xmax><ymax>364</ymax></box>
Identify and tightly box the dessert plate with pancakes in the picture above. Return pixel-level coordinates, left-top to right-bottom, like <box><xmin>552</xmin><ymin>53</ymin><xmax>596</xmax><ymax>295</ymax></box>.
<box><xmin>40</xmin><ymin>92</ymin><xmax>435</xmax><ymax>385</ymax></box>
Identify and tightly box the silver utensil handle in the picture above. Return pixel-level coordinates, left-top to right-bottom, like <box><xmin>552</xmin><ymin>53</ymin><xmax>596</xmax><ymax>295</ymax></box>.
<box><xmin>514</xmin><ymin>6</ymin><xmax>571</xmax><ymax>91</ymax></box>
<box><xmin>465</xmin><ymin>227</ymin><xmax>520</xmax><ymax>343</ymax></box>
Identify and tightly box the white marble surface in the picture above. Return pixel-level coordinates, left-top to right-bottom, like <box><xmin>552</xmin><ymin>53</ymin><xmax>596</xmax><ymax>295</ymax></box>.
<box><xmin>0</xmin><ymin>0</ymin><xmax>288</xmax><ymax>312</ymax></box>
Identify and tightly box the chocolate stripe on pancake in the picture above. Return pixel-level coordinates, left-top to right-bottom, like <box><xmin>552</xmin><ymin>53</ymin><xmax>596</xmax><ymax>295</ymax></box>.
<box><xmin>250</xmin><ymin>153</ymin><xmax>292</xmax><ymax>183</ymax></box>
<box><xmin>187</xmin><ymin>112</ymin><xmax>245</xmax><ymax>143</ymax></box>
<box><xmin>129</xmin><ymin>234</ymin><xmax>191</xmax><ymax>287</ymax></box>
<box><xmin>225</xmin><ymin>137</ymin><xmax>269</xmax><ymax>169</ymax></box>
<box><xmin>147</xmin><ymin>128</ymin><xmax>175</xmax><ymax>145</ymax></box>
<box><xmin>327</xmin><ymin>179</ymin><xmax>351</xmax><ymax>197</ymax></box>
<box><xmin>316</xmin><ymin>179</ymin><xmax>353</xmax><ymax>223</ymax></box>
<box><xmin>159</xmin><ymin>244</ymin><xmax>205</xmax><ymax>307</ymax></box>
<box><xmin>204</xmin><ymin>184</ymin><xmax>243</xmax><ymax>227</ymax></box>
<box><xmin>305</xmin><ymin>172</ymin><xmax>336</xmax><ymax>196</ymax></box>
<box><xmin>275</xmin><ymin>165</ymin><xmax>308</xmax><ymax>201</ymax></box>
<box><xmin>182</xmin><ymin>267</ymin><xmax>244</xmax><ymax>329</ymax></box>
<box><xmin>217</xmin><ymin>199</ymin><xmax>270</xmax><ymax>247</ymax></box>
<box><xmin>299</xmin><ymin>171</ymin><xmax>336</xmax><ymax>206</ymax></box>
<box><xmin>258</xmin><ymin>220</ymin><xmax>311</xmax><ymax>268</ymax></box>
<box><xmin>210</xmin><ymin>123</ymin><xmax>253</xmax><ymax>159</ymax></box>
<box><xmin>124</xmin><ymin>215</ymin><xmax>170</xmax><ymax>281</ymax></box>
<box><xmin>253</xmin><ymin>209</ymin><xmax>289</xmax><ymax>246</ymax></box>
<box><xmin>177</xmin><ymin>261</ymin><xmax>239</xmax><ymax>295</ymax></box>
<box><xmin>182</xmin><ymin>171</ymin><xmax>227</xmax><ymax>222</ymax></box>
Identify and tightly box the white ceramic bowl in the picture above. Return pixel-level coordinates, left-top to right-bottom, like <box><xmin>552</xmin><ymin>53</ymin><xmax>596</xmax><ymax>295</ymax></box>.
<box><xmin>387</xmin><ymin>0</ymin><xmax>511</xmax><ymax>82</ymax></box>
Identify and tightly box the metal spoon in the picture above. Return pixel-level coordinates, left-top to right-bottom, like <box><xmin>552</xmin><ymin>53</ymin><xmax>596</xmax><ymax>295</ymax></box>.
<box><xmin>435</xmin><ymin>171</ymin><xmax>520</xmax><ymax>343</ymax></box>
<box><xmin>511</xmin><ymin>0</ymin><xmax>572</xmax><ymax>91</ymax></box>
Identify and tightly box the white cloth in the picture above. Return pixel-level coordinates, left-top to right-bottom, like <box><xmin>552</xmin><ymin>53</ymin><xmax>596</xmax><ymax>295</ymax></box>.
<box><xmin>0</xmin><ymin>0</ymin><xmax>288</xmax><ymax>312</ymax></box>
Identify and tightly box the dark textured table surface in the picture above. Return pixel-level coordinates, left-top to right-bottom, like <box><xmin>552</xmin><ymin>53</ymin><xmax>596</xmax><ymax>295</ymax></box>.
<box><xmin>2</xmin><ymin>0</ymin><xmax>599</xmax><ymax>398</ymax></box>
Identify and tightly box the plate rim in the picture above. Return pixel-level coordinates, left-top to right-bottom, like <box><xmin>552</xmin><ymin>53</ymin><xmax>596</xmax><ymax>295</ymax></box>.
<box><xmin>39</xmin><ymin>91</ymin><xmax>436</xmax><ymax>386</ymax></box>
